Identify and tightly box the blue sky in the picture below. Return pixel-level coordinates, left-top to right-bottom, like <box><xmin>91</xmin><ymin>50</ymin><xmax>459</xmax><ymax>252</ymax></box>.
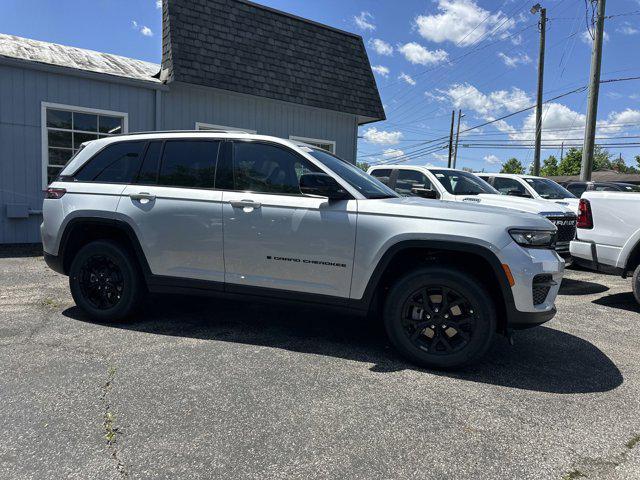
<box><xmin>2</xmin><ymin>0</ymin><xmax>640</xmax><ymax>172</ymax></box>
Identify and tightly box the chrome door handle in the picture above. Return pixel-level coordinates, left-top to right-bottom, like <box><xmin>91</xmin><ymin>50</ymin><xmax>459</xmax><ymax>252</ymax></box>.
<box><xmin>230</xmin><ymin>199</ymin><xmax>261</xmax><ymax>209</ymax></box>
<box><xmin>130</xmin><ymin>192</ymin><xmax>156</xmax><ymax>201</ymax></box>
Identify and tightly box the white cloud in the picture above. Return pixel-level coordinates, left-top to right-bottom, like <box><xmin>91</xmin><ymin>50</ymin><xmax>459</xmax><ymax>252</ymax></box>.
<box><xmin>497</xmin><ymin>52</ymin><xmax>531</xmax><ymax>68</ymax></box>
<box><xmin>369</xmin><ymin>38</ymin><xmax>393</xmax><ymax>56</ymax></box>
<box><xmin>363</xmin><ymin>127</ymin><xmax>403</xmax><ymax>145</ymax></box>
<box><xmin>383</xmin><ymin>148</ymin><xmax>406</xmax><ymax>159</ymax></box>
<box><xmin>483</xmin><ymin>154</ymin><xmax>500</xmax><ymax>164</ymax></box>
<box><xmin>399</xmin><ymin>42</ymin><xmax>449</xmax><ymax>65</ymax></box>
<box><xmin>580</xmin><ymin>30</ymin><xmax>610</xmax><ymax>44</ymax></box>
<box><xmin>617</xmin><ymin>23</ymin><xmax>639</xmax><ymax>35</ymax></box>
<box><xmin>371</xmin><ymin>65</ymin><xmax>390</xmax><ymax>77</ymax></box>
<box><xmin>599</xmin><ymin>109</ymin><xmax>640</xmax><ymax>134</ymax></box>
<box><xmin>439</xmin><ymin>83</ymin><xmax>531</xmax><ymax>116</ymax></box>
<box><xmin>155</xmin><ymin>0</ymin><xmax>162</xmax><ymax>8</ymax></box>
<box><xmin>354</xmin><ymin>11</ymin><xmax>375</xmax><ymax>31</ymax></box>
<box><xmin>511</xmin><ymin>103</ymin><xmax>585</xmax><ymax>142</ymax></box>
<box><xmin>398</xmin><ymin>72</ymin><xmax>416</xmax><ymax>85</ymax></box>
<box><xmin>415</xmin><ymin>0</ymin><xmax>517</xmax><ymax>46</ymax></box>
<box><xmin>431</xmin><ymin>152</ymin><xmax>448</xmax><ymax>163</ymax></box>
<box><xmin>132</xmin><ymin>20</ymin><xmax>153</xmax><ymax>37</ymax></box>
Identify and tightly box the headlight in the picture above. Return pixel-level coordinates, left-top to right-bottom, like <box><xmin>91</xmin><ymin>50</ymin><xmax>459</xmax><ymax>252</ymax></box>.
<box><xmin>509</xmin><ymin>229</ymin><xmax>557</xmax><ymax>248</ymax></box>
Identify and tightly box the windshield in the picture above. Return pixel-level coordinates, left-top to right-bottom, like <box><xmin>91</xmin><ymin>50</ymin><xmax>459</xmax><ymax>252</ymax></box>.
<box><xmin>431</xmin><ymin>170</ymin><xmax>498</xmax><ymax>195</ymax></box>
<box><xmin>524</xmin><ymin>178</ymin><xmax>576</xmax><ymax>199</ymax></box>
<box><xmin>306</xmin><ymin>148</ymin><xmax>398</xmax><ymax>199</ymax></box>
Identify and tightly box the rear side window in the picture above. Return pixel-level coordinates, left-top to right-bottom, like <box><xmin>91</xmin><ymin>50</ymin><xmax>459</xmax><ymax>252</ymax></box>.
<box><xmin>157</xmin><ymin>140</ymin><xmax>220</xmax><ymax>188</ymax></box>
<box><xmin>395</xmin><ymin>170</ymin><xmax>433</xmax><ymax>195</ymax></box>
<box><xmin>370</xmin><ymin>169</ymin><xmax>393</xmax><ymax>186</ymax></box>
<box><xmin>75</xmin><ymin>141</ymin><xmax>146</xmax><ymax>183</ymax></box>
<box><xmin>567</xmin><ymin>183</ymin><xmax>587</xmax><ymax>197</ymax></box>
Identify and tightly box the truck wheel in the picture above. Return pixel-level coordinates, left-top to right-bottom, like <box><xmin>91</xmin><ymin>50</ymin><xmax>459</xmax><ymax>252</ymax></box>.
<box><xmin>633</xmin><ymin>265</ymin><xmax>640</xmax><ymax>305</ymax></box>
<box><xmin>383</xmin><ymin>266</ymin><xmax>496</xmax><ymax>369</ymax></box>
<box><xmin>69</xmin><ymin>240</ymin><xmax>143</xmax><ymax>322</ymax></box>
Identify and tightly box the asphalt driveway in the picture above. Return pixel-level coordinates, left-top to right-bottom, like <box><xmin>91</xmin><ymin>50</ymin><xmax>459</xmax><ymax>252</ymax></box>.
<box><xmin>1</xmin><ymin>251</ymin><xmax>639</xmax><ymax>479</ymax></box>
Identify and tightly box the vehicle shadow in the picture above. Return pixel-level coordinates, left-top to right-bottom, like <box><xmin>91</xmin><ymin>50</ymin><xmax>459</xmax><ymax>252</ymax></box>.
<box><xmin>559</xmin><ymin>277</ymin><xmax>609</xmax><ymax>296</ymax></box>
<box><xmin>63</xmin><ymin>294</ymin><xmax>622</xmax><ymax>395</ymax></box>
<box><xmin>593</xmin><ymin>292</ymin><xmax>640</xmax><ymax>314</ymax></box>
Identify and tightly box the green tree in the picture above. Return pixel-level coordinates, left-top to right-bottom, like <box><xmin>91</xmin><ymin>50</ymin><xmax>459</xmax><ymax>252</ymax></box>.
<box><xmin>635</xmin><ymin>155</ymin><xmax>640</xmax><ymax>170</ymax></box>
<box><xmin>611</xmin><ymin>156</ymin><xmax>628</xmax><ymax>173</ymax></box>
<box><xmin>557</xmin><ymin>148</ymin><xmax>582</xmax><ymax>175</ymax></box>
<box><xmin>356</xmin><ymin>161</ymin><xmax>370</xmax><ymax>172</ymax></box>
<box><xmin>500</xmin><ymin>158</ymin><xmax>525</xmax><ymax>174</ymax></box>
<box><xmin>593</xmin><ymin>145</ymin><xmax>612</xmax><ymax>171</ymax></box>
<box><xmin>539</xmin><ymin>155</ymin><xmax>559</xmax><ymax>177</ymax></box>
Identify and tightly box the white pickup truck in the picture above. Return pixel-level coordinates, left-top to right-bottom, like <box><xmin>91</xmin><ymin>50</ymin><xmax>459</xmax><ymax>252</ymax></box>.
<box><xmin>570</xmin><ymin>191</ymin><xmax>640</xmax><ymax>303</ymax></box>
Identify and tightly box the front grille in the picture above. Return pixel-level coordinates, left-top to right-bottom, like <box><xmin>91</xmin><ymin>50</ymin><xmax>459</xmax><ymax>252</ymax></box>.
<box><xmin>532</xmin><ymin>274</ymin><xmax>553</xmax><ymax>305</ymax></box>
<box><xmin>545</xmin><ymin>214</ymin><xmax>577</xmax><ymax>244</ymax></box>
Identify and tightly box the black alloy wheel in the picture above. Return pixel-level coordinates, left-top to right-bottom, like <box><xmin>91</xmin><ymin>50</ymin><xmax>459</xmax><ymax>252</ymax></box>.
<box><xmin>78</xmin><ymin>254</ymin><xmax>124</xmax><ymax>309</ymax></box>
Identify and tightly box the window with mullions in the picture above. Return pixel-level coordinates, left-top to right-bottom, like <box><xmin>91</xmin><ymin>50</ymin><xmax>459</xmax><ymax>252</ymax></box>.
<box><xmin>43</xmin><ymin>105</ymin><xmax>126</xmax><ymax>185</ymax></box>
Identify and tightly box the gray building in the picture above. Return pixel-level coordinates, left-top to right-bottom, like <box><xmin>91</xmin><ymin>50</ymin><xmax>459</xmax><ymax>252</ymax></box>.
<box><xmin>0</xmin><ymin>0</ymin><xmax>384</xmax><ymax>244</ymax></box>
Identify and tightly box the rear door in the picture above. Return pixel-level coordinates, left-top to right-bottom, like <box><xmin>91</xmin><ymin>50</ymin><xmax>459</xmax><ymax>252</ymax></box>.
<box><xmin>117</xmin><ymin>139</ymin><xmax>225</xmax><ymax>283</ymax></box>
<box><xmin>219</xmin><ymin>141</ymin><xmax>357</xmax><ymax>298</ymax></box>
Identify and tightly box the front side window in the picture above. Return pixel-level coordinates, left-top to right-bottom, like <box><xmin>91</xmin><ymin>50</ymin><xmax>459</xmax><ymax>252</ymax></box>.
<box><xmin>370</xmin><ymin>169</ymin><xmax>393</xmax><ymax>186</ymax></box>
<box><xmin>430</xmin><ymin>170</ymin><xmax>498</xmax><ymax>196</ymax></box>
<box><xmin>524</xmin><ymin>178</ymin><xmax>575</xmax><ymax>199</ymax></box>
<box><xmin>74</xmin><ymin>141</ymin><xmax>146</xmax><ymax>183</ymax></box>
<box><xmin>395</xmin><ymin>170</ymin><xmax>434</xmax><ymax>196</ymax></box>
<box><xmin>231</xmin><ymin>142</ymin><xmax>321</xmax><ymax>194</ymax></box>
<box><xmin>43</xmin><ymin>105</ymin><xmax>125</xmax><ymax>185</ymax></box>
<box><xmin>492</xmin><ymin>177</ymin><xmax>531</xmax><ymax>197</ymax></box>
<box><xmin>157</xmin><ymin>140</ymin><xmax>220</xmax><ymax>188</ymax></box>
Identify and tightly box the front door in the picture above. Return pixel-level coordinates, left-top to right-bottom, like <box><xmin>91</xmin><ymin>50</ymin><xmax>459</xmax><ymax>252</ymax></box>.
<box><xmin>220</xmin><ymin>141</ymin><xmax>357</xmax><ymax>298</ymax></box>
<box><xmin>117</xmin><ymin>139</ymin><xmax>225</xmax><ymax>283</ymax></box>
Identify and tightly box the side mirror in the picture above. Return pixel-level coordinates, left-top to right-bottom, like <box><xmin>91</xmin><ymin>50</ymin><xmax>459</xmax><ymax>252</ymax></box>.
<box><xmin>299</xmin><ymin>173</ymin><xmax>350</xmax><ymax>200</ymax></box>
<box><xmin>411</xmin><ymin>187</ymin><xmax>438</xmax><ymax>199</ymax></box>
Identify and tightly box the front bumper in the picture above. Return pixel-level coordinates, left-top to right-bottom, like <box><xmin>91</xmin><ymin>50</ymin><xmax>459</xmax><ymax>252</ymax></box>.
<box><xmin>499</xmin><ymin>241</ymin><xmax>564</xmax><ymax>328</ymax></box>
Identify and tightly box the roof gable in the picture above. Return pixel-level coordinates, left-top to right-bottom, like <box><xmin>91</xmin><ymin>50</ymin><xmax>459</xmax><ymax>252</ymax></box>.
<box><xmin>161</xmin><ymin>0</ymin><xmax>385</xmax><ymax>122</ymax></box>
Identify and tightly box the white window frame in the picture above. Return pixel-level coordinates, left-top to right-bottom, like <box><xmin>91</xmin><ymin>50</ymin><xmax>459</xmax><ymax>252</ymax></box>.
<box><xmin>41</xmin><ymin>102</ymin><xmax>129</xmax><ymax>188</ymax></box>
<box><xmin>289</xmin><ymin>135</ymin><xmax>336</xmax><ymax>154</ymax></box>
<box><xmin>195</xmin><ymin>122</ymin><xmax>256</xmax><ymax>134</ymax></box>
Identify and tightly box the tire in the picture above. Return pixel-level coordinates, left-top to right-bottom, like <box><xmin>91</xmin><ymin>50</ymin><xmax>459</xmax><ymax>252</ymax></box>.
<box><xmin>633</xmin><ymin>264</ymin><xmax>640</xmax><ymax>306</ymax></box>
<box><xmin>383</xmin><ymin>266</ymin><xmax>496</xmax><ymax>369</ymax></box>
<box><xmin>69</xmin><ymin>240</ymin><xmax>144</xmax><ymax>322</ymax></box>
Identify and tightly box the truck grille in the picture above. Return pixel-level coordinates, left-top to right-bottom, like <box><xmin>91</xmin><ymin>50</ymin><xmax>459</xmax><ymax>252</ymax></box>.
<box><xmin>544</xmin><ymin>213</ymin><xmax>577</xmax><ymax>246</ymax></box>
<box><xmin>532</xmin><ymin>274</ymin><xmax>554</xmax><ymax>306</ymax></box>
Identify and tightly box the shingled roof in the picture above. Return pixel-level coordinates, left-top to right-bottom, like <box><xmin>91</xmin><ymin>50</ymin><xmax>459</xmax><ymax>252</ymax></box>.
<box><xmin>161</xmin><ymin>0</ymin><xmax>385</xmax><ymax>124</ymax></box>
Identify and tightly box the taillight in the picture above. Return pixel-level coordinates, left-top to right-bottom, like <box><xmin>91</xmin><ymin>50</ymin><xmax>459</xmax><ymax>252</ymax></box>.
<box><xmin>577</xmin><ymin>199</ymin><xmax>593</xmax><ymax>229</ymax></box>
<box><xmin>45</xmin><ymin>187</ymin><xmax>66</xmax><ymax>199</ymax></box>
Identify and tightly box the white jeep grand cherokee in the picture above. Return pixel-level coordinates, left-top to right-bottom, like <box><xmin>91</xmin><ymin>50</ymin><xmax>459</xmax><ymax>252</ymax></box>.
<box><xmin>42</xmin><ymin>131</ymin><xmax>564</xmax><ymax>368</ymax></box>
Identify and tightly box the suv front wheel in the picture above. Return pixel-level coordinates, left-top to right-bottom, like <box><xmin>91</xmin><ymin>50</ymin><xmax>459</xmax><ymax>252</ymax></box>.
<box><xmin>383</xmin><ymin>266</ymin><xmax>496</xmax><ymax>369</ymax></box>
<box><xmin>69</xmin><ymin>240</ymin><xmax>144</xmax><ymax>322</ymax></box>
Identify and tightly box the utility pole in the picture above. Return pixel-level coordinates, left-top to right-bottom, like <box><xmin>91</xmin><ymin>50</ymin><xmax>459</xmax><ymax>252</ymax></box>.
<box><xmin>531</xmin><ymin>4</ymin><xmax>546</xmax><ymax>176</ymax></box>
<box><xmin>560</xmin><ymin>141</ymin><xmax>564</xmax><ymax>162</ymax></box>
<box><xmin>453</xmin><ymin>110</ymin><xmax>464</xmax><ymax>169</ymax></box>
<box><xmin>447</xmin><ymin>110</ymin><xmax>455</xmax><ymax>168</ymax></box>
<box><xmin>581</xmin><ymin>0</ymin><xmax>607</xmax><ymax>181</ymax></box>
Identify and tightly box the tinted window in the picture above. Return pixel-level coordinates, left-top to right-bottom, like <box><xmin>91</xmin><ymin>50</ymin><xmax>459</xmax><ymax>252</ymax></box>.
<box><xmin>524</xmin><ymin>178</ymin><xmax>575</xmax><ymax>199</ymax></box>
<box><xmin>395</xmin><ymin>170</ymin><xmax>434</xmax><ymax>196</ymax></box>
<box><xmin>567</xmin><ymin>183</ymin><xmax>587</xmax><ymax>197</ymax></box>
<box><xmin>75</xmin><ymin>141</ymin><xmax>146</xmax><ymax>183</ymax></box>
<box><xmin>595</xmin><ymin>185</ymin><xmax>617</xmax><ymax>191</ymax></box>
<box><xmin>232</xmin><ymin>142</ymin><xmax>321</xmax><ymax>194</ymax></box>
<box><xmin>493</xmin><ymin>177</ymin><xmax>531</xmax><ymax>197</ymax></box>
<box><xmin>158</xmin><ymin>140</ymin><xmax>219</xmax><ymax>188</ymax></box>
<box><xmin>137</xmin><ymin>141</ymin><xmax>162</xmax><ymax>184</ymax></box>
<box><xmin>430</xmin><ymin>170</ymin><xmax>497</xmax><ymax>196</ymax></box>
<box><xmin>306</xmin><ymin>149</ymin><xmax>397</xmax><ymax>199</ymax></box>
<box><xmin>370</xmin><ymin>169</ymin><xmax>393</xmax><ymax>186</ymax></box>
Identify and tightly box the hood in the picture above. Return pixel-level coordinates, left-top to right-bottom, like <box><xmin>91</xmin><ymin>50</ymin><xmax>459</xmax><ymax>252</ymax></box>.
<box><xmin>358</xmin><ymin>196</ymin><xmax>555</xmax><ymax>230</ymax></box>
<box><xmin>453</xmin><ymin>194</ymin><xmax>573</xmax><ymax>215</ymax></box>
<box><xmin>551</xmin><ymin>197</ymin><xmax>580</xmax><ymax>214</ymax></box>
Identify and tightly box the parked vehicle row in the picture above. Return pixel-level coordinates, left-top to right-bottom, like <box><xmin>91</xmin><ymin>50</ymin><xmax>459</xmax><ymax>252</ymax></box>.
<box><xmin>367</xmin><ymin>165</ymin><xmax>577</xmax><ymax>258</ymax></box>
<box><xmin>42</xmin><ymin>132</ymin><xmax>564</xmax><ymax>369</ymax></box>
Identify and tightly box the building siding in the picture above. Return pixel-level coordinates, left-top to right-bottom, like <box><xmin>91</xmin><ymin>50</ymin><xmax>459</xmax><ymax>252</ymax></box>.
<box><xmin>0</xmin><ymin>64</ymin><xmax>359</xmax><ymax>244</ymax></box>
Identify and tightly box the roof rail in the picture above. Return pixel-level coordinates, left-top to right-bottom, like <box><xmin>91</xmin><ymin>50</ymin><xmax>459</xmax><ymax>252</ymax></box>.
<box><xmin>113</xmin><ymin>129</ymin><xmax>253</xmax><ymax>136</ymax></box>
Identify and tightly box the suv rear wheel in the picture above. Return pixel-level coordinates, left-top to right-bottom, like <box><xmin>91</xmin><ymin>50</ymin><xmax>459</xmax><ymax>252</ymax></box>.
<box><xmin>69</xmin><ymin>240</ymin><xmax>143</xmax><ymax>322</ymax></box>
<box><xmin>383</xmin><ymin>266</ymin><xmax>496</xmax><ymax>369</ymax></box>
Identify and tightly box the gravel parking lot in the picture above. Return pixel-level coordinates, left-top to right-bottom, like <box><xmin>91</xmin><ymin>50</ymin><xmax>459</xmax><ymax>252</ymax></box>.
<box><xmin>1</xmin><ymin>251</ymin><xmax>639</xmax><ymax>480</ymax></box>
